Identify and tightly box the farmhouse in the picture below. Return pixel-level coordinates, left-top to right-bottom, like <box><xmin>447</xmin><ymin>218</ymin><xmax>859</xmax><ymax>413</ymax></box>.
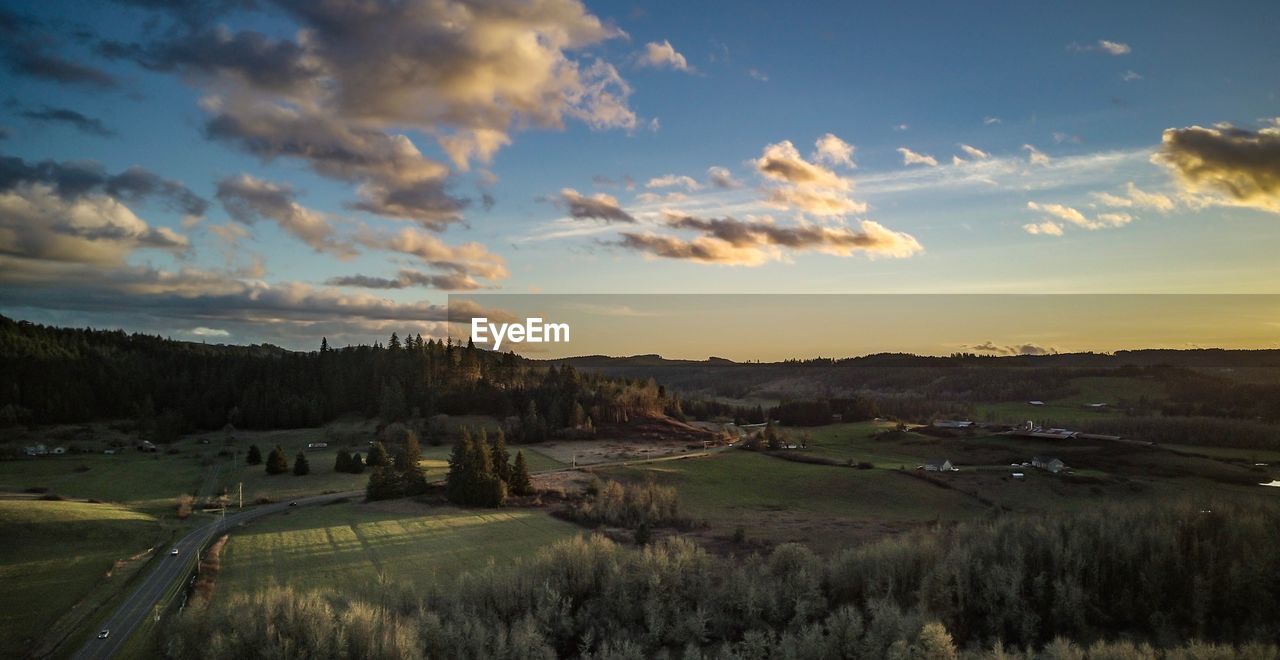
<box><xmin>923</xmin><ymin>458</ymin><xmax>953</xmax><ymax>472</ymax></box>
<box><xmin>306</xmin><ymin>442</ymin><xmax>329</xmax><ymax>450</ymax></box>
<box><xmin>1032</xmin><ymin>456</ymin><xmax>1066</xmax><ymax>473</ymax></box>
<box><xmin>932</xmin><ymin>420</ymin><xmax>975</xmax><ymax>429</ymax></box>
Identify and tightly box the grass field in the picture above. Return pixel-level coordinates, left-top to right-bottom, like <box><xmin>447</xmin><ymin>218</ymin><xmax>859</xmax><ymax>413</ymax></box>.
<box><xmin>0</xmin><ymin>500</ymin><xmax>161</xmax><ymax>657</ymax></box>
<box><xmin>0</xmin><ymin>452</ymin><xmax>211</xmax><ymax>513</ymax></box>
<box><xmin>971</xmin><ymin>376</ymin><xmax>1168</xmax><ymax>425</ymax></box>
<box><xmin>214</xmin><ymin>501</ymin><xmax>582</xmax><ymax>600</ymax></box>
<box><xmin>597</xmin><ymin>451</ymin><xmax>990</xmax><ymax>551</ymax></box>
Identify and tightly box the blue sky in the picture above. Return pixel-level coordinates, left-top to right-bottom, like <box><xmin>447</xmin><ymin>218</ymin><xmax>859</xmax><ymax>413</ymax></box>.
<box><xmin>1</xmin><ymin>0</ymin><xmax>1278</xmax><ymax>351</ymax></box>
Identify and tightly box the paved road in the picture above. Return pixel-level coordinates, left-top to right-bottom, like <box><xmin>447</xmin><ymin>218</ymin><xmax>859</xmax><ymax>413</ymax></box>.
<box><xmin>73</xmin><ymin>444</ymin><xmax>729</xmax><ymax>658</ymax></box>
<box><xmin>71</xmin><ymin>490</ymin><xmax>361</xmax><ymax>660</ymax></box>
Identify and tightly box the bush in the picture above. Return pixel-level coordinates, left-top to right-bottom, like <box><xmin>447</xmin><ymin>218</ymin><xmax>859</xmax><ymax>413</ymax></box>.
<box><xmin>569</xmin><ymin>478</ymin><xmax>688</xmax><ymax>529</ymax></box>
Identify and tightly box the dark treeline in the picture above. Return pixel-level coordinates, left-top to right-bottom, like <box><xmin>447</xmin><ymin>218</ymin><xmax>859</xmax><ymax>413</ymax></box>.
<box><xmin>0</xmin><ymin>316</ymin><xmax>678</xmax><ymax>436</ymax></box>
<box><xmin>169</xmin><ymin>499</ymin><xmax>1280</xmax><ymax>659</ymax></box>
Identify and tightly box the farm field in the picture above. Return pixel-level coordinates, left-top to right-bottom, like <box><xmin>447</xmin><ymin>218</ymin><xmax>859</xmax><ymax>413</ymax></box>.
<box><xmin>596</xmin><ymin>450</ymin><xmax>989</xmax><ymax>552</ymax></box>
<box><xmin>0</xmin><ymin>500</ymin><xmax>161</xmax><ymax>657</ymax></box>
<box><xmin>970</xmin><ymin>376</ymin><xmax>1168</xmax><ymax>425</ymax></box>
<box><xmin>213</xmin><ymin>501</ymin><xmax>583</xmax><ymax>600</ymax></box>
<box><xmin>0</xmin><ymin>452</ymin><xmax>211</xmax><ymax>514</ymax></box>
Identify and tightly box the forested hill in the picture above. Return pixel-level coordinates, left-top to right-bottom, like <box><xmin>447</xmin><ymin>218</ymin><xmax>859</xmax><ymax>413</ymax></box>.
<box><xmin>0</xmin><ymin>316</ymin><xmax>671</xmax><ymax>435</ymax></box>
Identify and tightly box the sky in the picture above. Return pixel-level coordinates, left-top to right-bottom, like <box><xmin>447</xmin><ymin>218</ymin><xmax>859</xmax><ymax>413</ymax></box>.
<box><xmin>1</xmin><ymin>0</ymin><xmax>1278</xmax><ymax>355</ymax></box>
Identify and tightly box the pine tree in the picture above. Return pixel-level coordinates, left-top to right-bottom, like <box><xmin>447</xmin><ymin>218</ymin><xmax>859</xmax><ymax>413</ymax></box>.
<box><xmin>334</xmin><ymin>449</ymin><xmax>352</xmax><ymax>473</ymax></box>
<box><xmin>445</xmin><ymin>431</ymin><xmax>471</xmax><ymax>503</ymax></box>
<box><xmin>293</xmin><ymin>451</ymin><xmax>310</xmax><ymax>476</ymax></box>
<box><xmin>510</xmin><ymin>449</ymin><xmax>533</xmax><ymax>496</ymax></box>
<box><xmin>265</xmin><ymin>446</ymin><xmax>289</xmax><ymax>475</ymax></box>
<box><xmin>491</xmin><ymin>428</ymin><xmax>511</xmax><ymax>484</ymax></box>
<box><xmin>246</xmin><ymin>444</ymin><xmax>262</xmax><ymax>465</ymax></box>
<box><xmin>349</xmin><ymin>452</ymin><xmax>364</xmax><ymax>474</ymax></box>
<box><xmin>393</xmin><ymin>429</ymin><xmax>422</xmax><ymax>471</ymax></box>
<box><xmin>320</xmin><ymin>337</ymin><xmax>329</xmax><ymax>353</ymax></box>
<box><xmin>388</xmin><ymin>332</ymin><xmax>401</xmax><ymax>350</ymax></box>
<box><xmin>367</xmin><ymin>442</ymin><xmax>388</xmax><ymax>467</ymax></box>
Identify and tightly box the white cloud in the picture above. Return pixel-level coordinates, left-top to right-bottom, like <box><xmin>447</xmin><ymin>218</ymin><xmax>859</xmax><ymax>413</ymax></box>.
<box><xmin>959</xmin><ymin>144</ymin><xmax>991</xmax><ymax>160</ymax></box>
<box><xmin>1023</xmin><ymin>144</ymin><xmax>1051</xmax><ymax>166</ymax></box>
<box><xmin>645</xmin><ymin>174</ymin><xmax>702</xmax><ymax>191</ymax></box>
<box><xmin>897</xmin><ymin>147</ymin><xmax>938</xmax><ymax>167</ymax></box>
<box><xmin>637</xmin><ymin>40</ymin><xmax>693</xmax><ymax>72</ymax></box>
<box><xmin>1023</xmin><ymin>220</ymin><xmax>1064</xmax><ymax>236</ymax></box>
<box><xmin>812</xmin><ymin>133</ymin><xmax>856</xmax><ymax>168</ymax></box>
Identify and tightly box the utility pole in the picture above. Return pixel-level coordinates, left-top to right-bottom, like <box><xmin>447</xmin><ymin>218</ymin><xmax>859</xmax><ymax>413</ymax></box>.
<box><xmin>238</xmin><ymin>482</ymin><xmax>243</xmax><ymax>509</ymax></box>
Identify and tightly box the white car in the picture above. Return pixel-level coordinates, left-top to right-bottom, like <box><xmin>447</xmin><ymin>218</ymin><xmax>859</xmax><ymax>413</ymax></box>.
<box><xmin>98</xmin><ymin>630</ymin><xmax>110</xmax><ymax>639</ymax></box>
<box><xmin>170</xmin><ymin>548</ymin><xmax>180</xmax><ymax>556</ymax></box>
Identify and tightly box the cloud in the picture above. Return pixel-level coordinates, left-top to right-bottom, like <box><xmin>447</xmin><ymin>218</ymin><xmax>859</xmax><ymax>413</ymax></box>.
<box><xmin>634</xmin><ymin>191</ymin><xmax>687</xmax><ymax>204</ymax></box>
<box><xmin>762</xmin><ymin>187</ymin><xmax>868</xmax><ymax>216</ymax></box>
<box><xmin>1152</xmin><ymin>123</ymin><xmax>1280</xmax><ymax>213</ymax></box>
<box><xmin>555</xmin><ymin>188</ymin><xmax>636</xmax><ymax>223</ymax></box>
<box><xmin>958</xmin><ymin>144</ymin><xmax>991</xmax><ymax>160</ymax></box>
<box><xmin>190</xmin><ymin>326</ymin><xmax>231</xmax><ymax>338</ymax></box>
<box><xmin>812</xmin><ymin>133</ymin><xmax>856</xmax><ymax>168</ymax></box>
<box><xmin>202</xmin><ymin>98</ymin><xmax>466</xmax><ymax>229</ymax></box>
<box><xmin>0</xmin><ymin>154</ymin><xmax>208</xmax><ymax>217</ymax></box>
<box><xmin>967</xmin><ymin>341</ymin><xmax>1057</xmax><ymax>356</ymax></box>
<box><xmin>637</xmin><ymin>40</ymin><xmax>692</xmax><ymax>72</ymax></box>
<box><xmin>898</xmin><ymin>147</ymin><xmax>938</xmax><ymax>167</ymax></box>
<box><xmin>1022</xmin><ymin>144</ymin><xmax>1050</xmax><ymax>166</ymax></box>
<box><xmin>755</xmin><ymin>140</ymin><xmax>852</xmax><ymax>190</ymax></box>
<box><xmin>1053</xmin><ymin>132</ymin><xmax>1082</xmax><ymax>144</ymax></box>
<box><xmin>983</xmin><ymin>116</ymin><xmax>1002</xmax><ymax>125</ymax></box>
<box><xmin>0</xmin><ymin>8</ymin><xmax>117</xmax><ymax>88</ymax></box>
<box><xmin>1122</xmin><ymin>70</ymin><xmax>1142</xmax><ymax>82</ymax></box>
<box><xmin>215</xmin><ymin>174</ymin><xmax>356</xmax><ymax>257</ymax></box>
<box><xmin>112</xmin><ymin>0</ymin><xmax>641</xmax><ymax>222</ymax></box>
<box><xmin>1091</xmin><ymin>182</ymin><xmax>1175</xmax><ymax>212</ymax></box>
<box><xmin>1027</xmin><ymin>201</ymin><xmax>1131</xmax><ymax>231</ymax></box>
<box><xmin>19</xmin><ymin>106</ymin><xmax>115</xmax><ymax>137</ymax></box>
<box><xmin>0</xmin><ymin>183</ymin><xmax>189</xmax><ymax>265</ymax></box>
<box><xmin>1022</xmin><ymin>220</ymin><xmax>1064</xmax><ymax>236</ymax></box>
<box><xmin>326</xmin><ymin>268</ymin><xmax>483</xmax><ymax>291</ymax></box>
<box><xmin>611</xmin><ymin>213</ymin><xmax>922</xmax><ymax>265</ymax></box>
<box><xmin>353</xmin><ymin>226</ymin><xmax>509</xmax><ymax>281</ymax></box>
<box><xmin>706</xmin><ymin>166</ymin><xmax>741</xmax><ymax>189</ymax></box>
<box><xmin>1068</xmin><ymin>39</ymin><xmax>1131</xmax><ymax>55</ymax></box>
<box><xmin>645</xmin><ymin>174</ymin><xmax>702</xmax><ymax>191</ymax></box>
<box><xmin>746</xmin><ymin>68</ymin><xmax>768</xmax><ymax>82</ymax></box>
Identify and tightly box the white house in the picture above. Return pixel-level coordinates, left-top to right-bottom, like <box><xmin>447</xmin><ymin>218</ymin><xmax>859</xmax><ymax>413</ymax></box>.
<box><xmin>932</xmin><ymin>420</ymin><xmax>975</xmax><ymax>430</ymax></box>
<box><xmin>306</xmin><ymin>442</ymin><xmax>329</xmax><ymax>450</ymax></box>
<box><xmin>923</xmin><ymin>458</ymin><xmax>954</xmax><ymax>472</ymax></box>
<box><xmin>1032</xmin><ymin>456</ymin><xmax>1066</xmax><ymax>473</ymax></box>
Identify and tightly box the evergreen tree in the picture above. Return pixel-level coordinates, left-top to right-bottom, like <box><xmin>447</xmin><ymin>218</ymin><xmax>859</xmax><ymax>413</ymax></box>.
<box><xmin>491</xmin><ymin>428</ymin><xmax>511</xmax><ymax>484</ymax></box>
<box><xmin>445</xmin><ymin>429</ymin><xmax>474</xmax><ymax>503</ymax></box>
<box><xmin>246</xmin><ymin>444</ymin><xmax>262</xmax><ymax>465</ymax></box>
<box><xmin>349</xmin><ymin>452</ymin><xmax>364</xmax><ymax>474</ymax></box>
<box><xmin>293</xmin><ymin>451</ymin><xmax>310</xmax><ymax>476</ymax></box>
<box><xmin>320</xmin><ymin>337</ymin><xmax>329</xmax><ymax>353</ymax></box>
<box><xmin>334</xmin><ymin>449</ymin><xmax>352</xmax><ymax>473</ymax></box>
<box><xmin>366</xmin><ymin>442</ymin><xmax>388</xmax><ymax>467</ymax></box>
<box><xmin>393</xmin><ymin>429</ymin><xmax>422</xmax><ymax>471</ymax></box>
<box><xmin>265</xmin><ymin>446</ymin><xmax>289</xmax><ymax>475</ymax></box>
<box><xmin>510</xmin><ymin>449</ymin><xmax>533</xmax><ymax>496</ymax></box>
<box><xmin>388</xmin><ymin>332</ymin><xmax>401</xmax><ymax>351</ymax></box>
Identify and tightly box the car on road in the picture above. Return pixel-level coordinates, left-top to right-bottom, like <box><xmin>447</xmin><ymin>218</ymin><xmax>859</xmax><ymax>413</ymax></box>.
<box><xmin>288</xmin><ymin>501</ymin><xmax>297</xmax><ymax>507</ymax></box>
<box><xmin>170</xmin><ymin>548</ymin><xmax>180</xmax><ymax>556</ymax></box>
<box><xmin>97</xmin><ymin>630</ymin><xmax>110</xmax><ymax>639</ymax></box>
